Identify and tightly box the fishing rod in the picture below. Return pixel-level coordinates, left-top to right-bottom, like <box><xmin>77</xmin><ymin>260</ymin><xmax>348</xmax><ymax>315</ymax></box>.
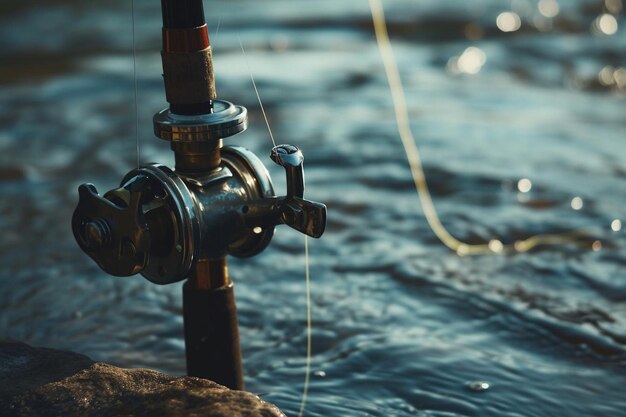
<box><xmin>71</xmin><ymin>0</ymin><xmax>326</xmax><ymax>390</ymax></box>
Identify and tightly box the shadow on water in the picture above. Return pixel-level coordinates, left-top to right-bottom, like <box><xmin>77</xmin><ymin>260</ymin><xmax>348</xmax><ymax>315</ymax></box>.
<box><xmin>1</xmin><ymin>0</ymin><xmax>625</xmax><ymax>416</ymax></box>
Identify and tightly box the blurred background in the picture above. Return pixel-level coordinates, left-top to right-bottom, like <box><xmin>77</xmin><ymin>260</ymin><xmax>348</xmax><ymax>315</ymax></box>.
<box><xmin>1</xmin><ymin>0</ymin><xmax>625</xmax><ymax>416</ymax></box>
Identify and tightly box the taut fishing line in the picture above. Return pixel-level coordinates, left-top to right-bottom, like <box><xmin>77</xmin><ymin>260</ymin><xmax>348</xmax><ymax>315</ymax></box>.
<box><xmin>212</xmin><ymin>18</ymin><xmax>222</xmax><ymax>47</ymax></box>
<box><xmin>239</xmin><ymin>39</ymin><xmax>312</xmax><ymax>416</ymax></box>
<box><xmin>369</xmin><ymin>0</ymin><xmax>591</xmax><ymax>255</ymax></box>
<box><xmin>238</xmin><ymin>38</ymin><xmax>277</xmax><ymax>148</ymax></box>
<box><xmin>298</xmin><ymin>235</ymin><xmax>312</xmax><ymax>417</ymax></box>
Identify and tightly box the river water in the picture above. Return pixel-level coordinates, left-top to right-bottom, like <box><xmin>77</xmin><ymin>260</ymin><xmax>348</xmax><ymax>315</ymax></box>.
<box><xmin>1</xmin><ymin>0</ymin><xmax>625</xmax><ymax>416</ymax></box>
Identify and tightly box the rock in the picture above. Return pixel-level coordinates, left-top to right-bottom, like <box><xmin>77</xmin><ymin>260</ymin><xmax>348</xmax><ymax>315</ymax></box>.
<box><xmin>0</xmin><ymin>341</ymin><xmax>285</xmax><ymax>417</ymax></box>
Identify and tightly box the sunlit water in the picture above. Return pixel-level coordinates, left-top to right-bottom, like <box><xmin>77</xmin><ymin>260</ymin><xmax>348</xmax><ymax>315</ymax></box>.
<box><xmin>1</xmin><ymin>1</ymin><xmax>625</xmax><ymax>416</ymax></box>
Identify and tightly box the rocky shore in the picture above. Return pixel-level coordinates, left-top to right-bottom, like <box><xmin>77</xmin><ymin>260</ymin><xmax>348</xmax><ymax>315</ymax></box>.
<box><xmin>0</xmin><ymin>341</ymin><xmax>285</xmax><ymax>417</ymax></box>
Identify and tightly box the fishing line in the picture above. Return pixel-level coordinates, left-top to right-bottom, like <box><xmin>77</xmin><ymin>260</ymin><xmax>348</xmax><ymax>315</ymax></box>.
<box><xmin>239</xmin><ymin>38</ymin><xmax>312</xmax><ymax>415</ymax></box>
<box><xmin>238</xmin><ymin>38</ymin><xmax>277</xmax><ymax>147</ymax></box>
<box><xmin>131</xmin><ymin>0</ymin><xmax>140</xmax><ymax>168</ymax></box>
<box><xmin>298</xmin><ymin>235</ymin><xmax>312</xmax><ymax>417</ymax></box>
<box><xmin>213</xmin><ymin>18</ymin><xmax>222</xmax><ymax>43</ymax></box>
<box><xmin>368</xmin><ymin>0</ymin><xmax>591</xmax><ymax>255</ymax></box>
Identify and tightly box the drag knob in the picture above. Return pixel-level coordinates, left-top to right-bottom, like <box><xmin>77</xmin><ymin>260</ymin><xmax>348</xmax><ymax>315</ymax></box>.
<box><xmin>72</xmin><ymin>179</ymin><xmax>151</xmax><ymax>276</ymax></box>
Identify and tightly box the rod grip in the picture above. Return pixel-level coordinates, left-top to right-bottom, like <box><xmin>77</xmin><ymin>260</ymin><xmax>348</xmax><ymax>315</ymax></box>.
<box><xmin>183</xmin><ymin>280</ymin><xmax>244</xmax><ymax>390</ymax></box>
<box><xmin>161</xmin><ymin>47</ymin><xmax>216</xmax><ymax>105</ymax></box>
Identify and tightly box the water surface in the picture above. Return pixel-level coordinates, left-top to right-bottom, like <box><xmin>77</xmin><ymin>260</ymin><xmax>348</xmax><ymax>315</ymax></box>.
<box><xmin>1</xmin><ymin>1</ymin><xmax>625</xmax><ymax>416</ymax></box>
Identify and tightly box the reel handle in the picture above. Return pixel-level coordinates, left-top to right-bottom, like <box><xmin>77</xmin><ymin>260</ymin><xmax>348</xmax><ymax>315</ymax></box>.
<box><xmin>72</xmin><ymin>178</ymin><xmax>151</xmax><ymax>277</ymax></box>
<box><xmin>269</xmin><ymin>144</ymin><xmax>326</xmax><ymax>238</ymax></box>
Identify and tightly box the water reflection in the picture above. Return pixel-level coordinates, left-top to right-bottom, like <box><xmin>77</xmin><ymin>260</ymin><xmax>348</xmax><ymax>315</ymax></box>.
<box><xmin>466</xmin><ymin>381</ymin><xmax>490</xmax><ymax>393</ymax></box>
<box><xmin>538</xmin><ymin>0</ymin><xmax>560</xmax><ymax>18</ymax></box>
<box><xmin>447</xmin><ymin>47</ymin><xmax>487</xmax><ymax>75</ymax></box>
<box><xmin>605</xmin><ymin>0</ymin><xmax>623</xmax><ymax>14</ymax></box>
<box><xmin>592</xmin><ymin>240</ymin><xmax>603</xmax><ymax>251</ymax></box>
<box><xmin>488</xmin><ymin>239</ymin><xmax>504</xmax><ymax>253</ymax></box>
<box><xmin>517</xmin><ymin>178</ymin><xmax>532</xmax><ymax>193</ymax></box>
<box><xmin>597</xmin><ymin>66</ymin><xmax>626</xmax><ymax>90</ymax></box>
<box><xmin>496</xmin><ymin>11</ymin><xmax>522</xmax><ymax>32</ymax></box>
<box><xmin>614</xmin><ymin>68</ymin><xmax>626</xmax><ymax>89</ymax></box>
<box><xmin>611</xmin><ymin>219</ymin><xmax>622</xmax><ymax>232</ymax></box>
<box><xmin>1</xmin><ymin>0</ymin><xmax>626</xmax><ymax>416</ymax></box>
<box><xmin>593</xmin><ymin>13</ymin><xmax>619</xmax><ymax>35</ymax></box>
<box><xmin>570</xmin><ymin>196</ymin><xmax>583</xmax><ymax>210</ymax></box>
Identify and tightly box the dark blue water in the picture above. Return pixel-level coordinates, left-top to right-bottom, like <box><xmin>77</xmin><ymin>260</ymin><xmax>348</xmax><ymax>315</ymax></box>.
<box><xmin>1</xmin><ymin>0</ymin><xmax>625</xmax><ymax>416</ymax></box>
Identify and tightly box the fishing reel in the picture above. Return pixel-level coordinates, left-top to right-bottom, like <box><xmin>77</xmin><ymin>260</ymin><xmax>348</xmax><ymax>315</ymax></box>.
<box><xmin>71</xmin><ymin>0</ymin><xmax>326</xmax><ymax>390</ymax></box>
<box><xmin>72</xmin><ymin>100</ymin><xmax>326</xmax><ymax>285</ymax></box>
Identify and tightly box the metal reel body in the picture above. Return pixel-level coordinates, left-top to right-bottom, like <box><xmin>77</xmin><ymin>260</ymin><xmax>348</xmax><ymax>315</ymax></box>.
<box><xmin>73</xmin><ymin>146</ymin><xmax>276</xmax><ymax>285</ymax></box>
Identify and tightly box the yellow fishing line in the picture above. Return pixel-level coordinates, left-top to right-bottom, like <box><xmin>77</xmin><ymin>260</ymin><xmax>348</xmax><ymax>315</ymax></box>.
<box><xmin>368</xmin><ymin>0</ymin><xmax>591</xmax><ymax>255</ymax></box>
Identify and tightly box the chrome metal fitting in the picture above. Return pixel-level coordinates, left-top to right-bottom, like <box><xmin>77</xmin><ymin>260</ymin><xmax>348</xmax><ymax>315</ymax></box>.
<box><xmin>153</xmin><ymin>99</ymin><xmax>248</xmax><ymax>142</ymax></box>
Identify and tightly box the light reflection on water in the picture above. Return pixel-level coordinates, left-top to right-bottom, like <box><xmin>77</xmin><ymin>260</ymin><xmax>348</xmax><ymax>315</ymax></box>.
<box><xmin>0</xmin><ymin>0</ymin><xmax>625</xmax><ymax>416</ymax></box>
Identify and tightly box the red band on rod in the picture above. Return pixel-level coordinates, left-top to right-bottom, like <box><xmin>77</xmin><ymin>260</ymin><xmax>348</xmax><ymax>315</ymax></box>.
<box><xmin>163</xmin><ymin>24</ymin><xmax>209</xmax><ymax>53</ymax></box>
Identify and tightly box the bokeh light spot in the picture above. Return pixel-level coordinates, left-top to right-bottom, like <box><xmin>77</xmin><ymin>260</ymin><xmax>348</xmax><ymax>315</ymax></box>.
<box><xmin>605</xmin><ymin>0</ymin><xmax>623</xmax><ymax>14</ymax></box>
<box><xmin>448</xmin><ymin>47</ymin><xmax>487</xmax><ymax>75</ymax></box>
<box><xmin>517</xmin><ymin>178</ymin><xmax>532</xmax><ymax>193</ymax></box>
<box><xmin>599</xmin><ymin>65</ymin><xmax>616</xmax><ymax>86</ymax></box>
<box><xmin>570</xmin><ymin>197</ymin><xmax>583</xmax><ymax>210</ymax></box>
<box><xmin>489</xmin><ymin>239</ymin><xmax>504</xmax><ymax>253</ymax></box>
<box><xmin>497</xmin><ymin>12</ymin><xmax>522</xmax><ymax>32</ymax></box>
<box><xmin>614</xmin><ymin>68</ymin><xmax>626</xmax><ymax>89</ymax></box>
<box><xmin>538</xmin><ymin>0</ymin><xmax>560</xmax><ymax>18</ymax></box>
<box><xmin>595</xmin><ymin>14</ymin><xmax>619</xmax><ymax>35</ymax></box>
